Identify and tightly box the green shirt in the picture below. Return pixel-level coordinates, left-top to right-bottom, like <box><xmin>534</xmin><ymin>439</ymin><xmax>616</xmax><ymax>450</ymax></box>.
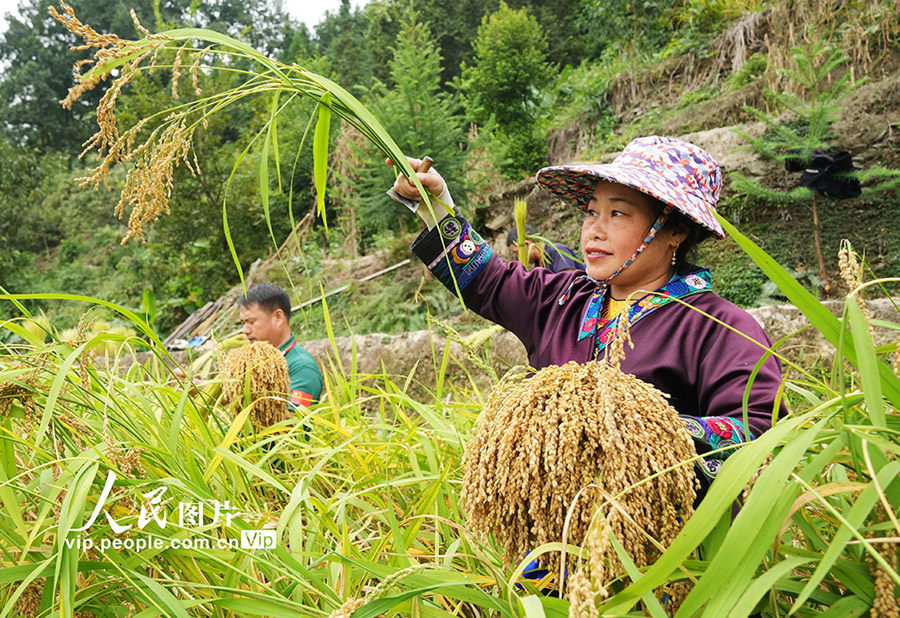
<box><xmin>279</xmin><ymin>335</ymin><xmax>323</xmax><ymax>408</ymax></box>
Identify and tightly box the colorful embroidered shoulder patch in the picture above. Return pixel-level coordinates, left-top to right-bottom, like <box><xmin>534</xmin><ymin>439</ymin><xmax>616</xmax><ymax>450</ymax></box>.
<box><xmin>427</xmin><ymin>220</ymin><xmax>492</xmax><ymax>291</ymax></box>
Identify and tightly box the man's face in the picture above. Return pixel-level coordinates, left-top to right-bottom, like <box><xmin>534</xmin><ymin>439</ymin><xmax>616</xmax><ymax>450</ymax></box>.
<box><xmin>526</xmin><ymin>241</ymin><xmax>544</xmax><ymax>265</ymax></box>
<box><xmin>239</xmin><ymin>302</ymin><xmax>287</xmax><ymax>346</ymax></box>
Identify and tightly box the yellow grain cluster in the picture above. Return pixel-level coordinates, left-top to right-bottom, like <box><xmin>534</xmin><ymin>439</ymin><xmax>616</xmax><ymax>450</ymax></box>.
<box><xmin>221</xmin><ymin>342</ymin><xmax>292</xmax><ymax>428</ymax></box>
<box><xmin>867</xmin><ymin>505</ymin><xmax>900</xmax><ymax>618</ymax></box>
<box><xmin>14</xmin><ymin>579</ymin><xmax>43</xmax><ymax>618</ymax></box>
<box><xmin>0</xmin><ymin>355</ymin><xmax>53</xmax><ymax>432</ymax></box>
<box><xmin>894</xmin><ymin>333</ymin><xmax>900</xmax><ymax>378</ymax></box>
<box><xmin>50</xmin><ymin>2</ymin><xmax>209</xmax><ymax>244</ymax></box>
<box><xmin>838</xmin><ymin>240</ymin><xmax>876</xmax><ymax>340</ymax></box>
<box><xmin>326</xmin><ymin>598</ymin><xmax>365</xmax><ymax>618</ymax></box>
<box><xmin>462</xmin><ymin>333</ymin><xmax>697</xmax><ymax>612</ymax></box>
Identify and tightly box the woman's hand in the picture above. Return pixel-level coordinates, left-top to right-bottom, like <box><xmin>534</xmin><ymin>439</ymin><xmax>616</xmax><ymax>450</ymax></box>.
<box><xmin>387</xmin><ymin>157</ymin><xmax>445</xmax><ymax>200</ymax></box>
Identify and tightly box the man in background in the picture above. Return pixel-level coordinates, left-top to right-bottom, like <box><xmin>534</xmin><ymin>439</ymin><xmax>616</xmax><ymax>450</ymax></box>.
<box><xmin>238</xmin><ymin>283</ymin><xmax>323</xmax><ymax>409</ymax></box>
<box><xmin>506</xmin><ymin>225</ymin><xmax>585</xmax><ymax>273</ymax></box>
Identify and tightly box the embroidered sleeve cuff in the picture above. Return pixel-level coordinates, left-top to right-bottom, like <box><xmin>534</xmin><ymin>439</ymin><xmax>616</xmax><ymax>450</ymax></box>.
<box><xmin>411</xmin><ymin>213</ymin><xmax>492</xmax><ymax>293</ymax></box>
<box><xmin>679</xmin><ymin>415</ymin><xmax>754</xmax><ymax>460</ymax></box>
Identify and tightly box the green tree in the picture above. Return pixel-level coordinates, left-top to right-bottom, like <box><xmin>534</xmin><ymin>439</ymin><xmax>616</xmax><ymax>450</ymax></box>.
<box><xmin>313</xmin><ymin>0</ymin><xmax>378</xmax><ymax>93</ymax></box>
<box><xmin>0</xmin><ymin>0</ymin><xmax>292</xmax><ymax>153</ymax></box>
<box><xmin>577</xmin><ymin>0</ymin><xmax>675</xmax><ymax>56</ymax></box>
<box><xmin>463</xmin><ymin>2</ymin><xmax>552</xmax><ymax>179</ymax></box>
<box><xmin>400</xmin><ymin>0</ymin><xmax>586</xmax><ymax>86</ymax></box>
<box><xmin>0</xmin><ymin>139</ymin><xmax>64</xmax><ymax>295</ymax></box>
<box><xmin>340</xmin><ymin>9</ymin><xmax>469</xmax><ymax>247</ymax></box>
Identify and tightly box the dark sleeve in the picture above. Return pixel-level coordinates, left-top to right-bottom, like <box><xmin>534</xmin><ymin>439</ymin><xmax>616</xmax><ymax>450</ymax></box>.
<box><xmin>673</xmin><ymin>301</ymin><xmax>786</xmax><ymax>498</ymax></box>
<box><xmin>411</xmin><ymin>213</ymin><xmax>494</xmax><ymax>293</ymax></box>
<box><xmin>684</xmin><ymin>299</ymin><xmax>786</xmax><ymax>453</ymax></box>
<box><xmin>411</xmin><ymin>213</ymin><xmax>578</xmax><ymax>357</ymax></box>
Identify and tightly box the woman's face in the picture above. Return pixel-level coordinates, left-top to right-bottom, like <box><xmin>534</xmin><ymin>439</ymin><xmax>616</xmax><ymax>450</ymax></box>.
<box><xmin>580</xmin><ymin>182</ymin><xmax>684</xmax><ymax>296</ymax></box>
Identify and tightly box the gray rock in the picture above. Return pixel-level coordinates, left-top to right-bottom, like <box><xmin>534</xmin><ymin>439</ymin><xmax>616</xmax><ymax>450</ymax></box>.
<box><xmin>298</xmin><ymin>297</ymin><xmax>898</xmax><ymax>388</ymax></box>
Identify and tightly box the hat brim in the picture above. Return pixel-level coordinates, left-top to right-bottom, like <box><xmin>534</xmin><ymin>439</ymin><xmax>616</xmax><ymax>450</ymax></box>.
<box><xmin>536</xmin><ymin>164</ymin><xmax>726</xmax><ymax>239</ymax></box>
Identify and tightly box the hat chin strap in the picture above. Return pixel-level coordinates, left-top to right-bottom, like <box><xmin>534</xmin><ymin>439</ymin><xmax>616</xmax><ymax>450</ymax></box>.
<box><xmin>557</xmin><ymin>205</ymin><xmax>674</xmax><ymax>308</ymax></box>
<box><xmin>584</xmin><ymin>204</ymin><xmax>674</xmax><ymax>290</ymax></box>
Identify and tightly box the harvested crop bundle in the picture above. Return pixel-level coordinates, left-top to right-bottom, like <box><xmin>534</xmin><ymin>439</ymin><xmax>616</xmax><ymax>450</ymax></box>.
<box><xmin>221</xmin><ymin>341</ymin><xmax>292</xmax><ymax>427</ymax></box>
<box><xmin>461</xmin><ymin>332</ymin><xmax>697</xmax><ymax>607</ymax></box>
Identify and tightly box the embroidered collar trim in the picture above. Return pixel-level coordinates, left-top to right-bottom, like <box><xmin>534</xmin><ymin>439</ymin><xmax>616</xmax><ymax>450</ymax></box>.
<box><xmin>576</xmin><ymin>269</ymin><xmax>714</xmax><ymax>352</ymax></box>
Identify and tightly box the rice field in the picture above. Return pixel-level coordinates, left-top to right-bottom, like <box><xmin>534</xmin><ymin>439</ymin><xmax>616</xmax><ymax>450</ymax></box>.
<box><xmin>2</xmin><ymin>226</ymin><xmax>899</xmax><ymax>617</ymax></box>
<box><xmin>1</xmin><ymin>5</ymin><xmax>898</xmax><ymax>616</ymax></box>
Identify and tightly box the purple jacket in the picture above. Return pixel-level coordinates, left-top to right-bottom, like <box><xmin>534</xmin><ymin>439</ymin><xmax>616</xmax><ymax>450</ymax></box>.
<box><xmin>412</xmin><ymin>213</ymin><xmax>785</xmax><ymax>466</ymax></box>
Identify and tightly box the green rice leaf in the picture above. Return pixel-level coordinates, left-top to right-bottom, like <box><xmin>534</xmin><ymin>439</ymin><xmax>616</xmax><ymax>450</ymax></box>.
<box><xmin>314</xmin><ymin>91</ymin><xmax>332</xmax><ymax>226</ymax></box>
<box><xmin>0</xmin><ymin>418</ymin><xmax>28</xmax><ymax>540</ymax></box>
<box><xmin>716</xmin><ymin>215</ymin><xmax>900</xmax><ymax>409</ymax></box>
<box><xmin>790</xmin><ymin>461</ymin><xmax>900</xmax><ymax>610</ymax></box>
<box><xmin>814</xmin><ymin>595</ymin><xmax>872</xmax><ymax>618</ymax></box>
<box><xmin>133</xmin><ymin>572</ymin><xmax>193</xmax><ymax>618</ymax></box>
<box><xmin>520</xmin><ymin>595</ymin><xmax>548</xmax><ymax>618</ymax></box>
<box><xmin>352</xmin><ymin>582</ymin><xmax>467</xmax><ymax>618</ymax></box>
<box><xmin>139</xmin><ymin>28</ymin><xmax>287</xmax><ymax>80</ymax></box>
<box><xmin>210</xmin><ymin>598</ymin><xmax>303</xmax><ymax>617</ymax></box>
<box><xmin>55</xmin><ymin>460</ymin><xmax>100</xmax><ymax>618</ymax></box>
<box><xmin>31</xmin><ymin>341</ymin><xmax>89</xmax><ymax>456</ymax></box>
<box><xmin>846</xmin><ymin>300</ymin><xmax>885</xmax><ymax>427</ymax></box>
<box><xmin>210</xmin><ymin>446</ymin><xmax>290</xmax><ymax>495</ymax></box>
<box><xmin>685</xmin><ymin>419</ymin><xmax>825</xmax><ymax>617</ymax></box>
<box><xmin>728</xmin><ymin>556</ymin><xmax>810</xmax><ymax>618</ymax></box>
<box><xmin>608</xmin><ymin>532</ymin><xmax>667</xmax><ymax>618</ymax></box>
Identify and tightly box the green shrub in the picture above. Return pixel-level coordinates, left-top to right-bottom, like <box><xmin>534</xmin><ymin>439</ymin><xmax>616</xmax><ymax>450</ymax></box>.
<box><xmin>463</xmin><ymin>2</ymin><xmax>552</xmax><ymax>179</ymax></box>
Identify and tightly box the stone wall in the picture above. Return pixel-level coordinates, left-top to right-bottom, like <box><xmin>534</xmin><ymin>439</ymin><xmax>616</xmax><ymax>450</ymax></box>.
<box><xmin>112</xmin><ymin>299</ymin><xmax>898</xmax><ymax>395</ymax></box>
<box><xmin>301</xmin><ymin>298</ymin><xmax>899</xmax><ymax>392</ymax></box>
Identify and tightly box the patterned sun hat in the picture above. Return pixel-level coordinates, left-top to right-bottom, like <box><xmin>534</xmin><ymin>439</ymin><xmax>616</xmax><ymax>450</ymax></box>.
<box><xmin>536</xmin><ymin>136</ymin><xmax>725</xmax><ymax>238</ymax></box>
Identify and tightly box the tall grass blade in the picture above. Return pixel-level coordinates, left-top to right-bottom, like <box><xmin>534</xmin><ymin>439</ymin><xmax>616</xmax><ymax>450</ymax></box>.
<box><xmin>716</xmin><ymin>215</ymin><xmax>900</xmax><ymax>407</ymax></box>
<box><xmin>314</xmin><ymin>91</ymin><xmax>333</xmax><ymax>226</ymax></box>
<box><xmin>203</xmin><ymin>404</ymin><xmax>253</xmax><ymax>482</ymax></box>
<box><xmin>131</xmin><ymin>571</ymin><xmax>193</xmax><ymax>618</ymax></box>
<box><xmin>681</xmin><ymin>419</ymin><xmax>825</xmax><ymax>616</ymax></box>
<box><xmin>353</xmin><ymin>582</ymin><xmax>467</xmax><ymax>618</ymax></box>
<box><xmin>729</xmin><ymin>556</ymin><xmax>810</xmax><ymax>618</ymax></box>
<box><xmin>608</xmin><ymin>533</ymin><xmax>667</xmax><ymax>618</ymax></box>
<box><xmin>790</xmin><ymin>461</ymin><xmax>900</xmax><ymax>610</ymax></box>
<box><xmin>520</xmin><ymin>595</ymin><xmax>548</xmax><ymax>618</ymax></box>
<box><xmin>846</xmin><ymin>299</ymin><xmax>886</xmax><ymax>427</ymax></box>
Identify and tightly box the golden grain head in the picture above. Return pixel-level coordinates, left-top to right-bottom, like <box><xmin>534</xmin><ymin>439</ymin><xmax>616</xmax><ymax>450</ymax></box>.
<box><xmin>893</xmin><ymin>333</ymin><xmax>900</xmax><ymax>378</ymax></box>
<box><xmin>222</xmin><ymin>341</ymin><xmax>292</xmax><ymax>428</ymax></box>
<box><xmin>866</xmin><ymin>505</ymin><xmax>900</xmax><ymax>618</ymax></box>
<box><xmin>326</xmin><ymin>598</ymin><xmax>365</xmax><ymax>618</ymax></box>
<box><xmin>461</xmin><ymin>357</ymin><xmax>697</xmax><ymax>611</ymax></box>
<box><xmin>51</xmin><ymin>1</ymin><xmax>189</xmax><ymax>244</ymax></box>
<box><xmin>14</xmin><ymin>579</ymin><xmax>44</xmax><ymax>618</ymax></box>
<box><xmin>0</xmin><ymin>358</ymin><xmax>52</xmax><ymax>433</ymax></box>
<box><xmin>838</xmin><ymin>240</ymin><xmax>863</xmax><ymax>293</ymax></box>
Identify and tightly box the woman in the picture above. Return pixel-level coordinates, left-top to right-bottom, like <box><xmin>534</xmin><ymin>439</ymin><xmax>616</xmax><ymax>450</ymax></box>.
<box><xmin>388</xmin><ymin>136</ymin><xmax>785</xmax><ymax>487</ymax></box>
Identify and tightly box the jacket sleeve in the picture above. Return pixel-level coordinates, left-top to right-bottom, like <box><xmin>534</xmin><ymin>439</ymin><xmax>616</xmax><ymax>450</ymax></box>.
<box><xmin>411</xmin><ymin>212</ymin><xmax>578</xmax><ymax>358</ymax></box>
<box><xmin>677</xmin><ymin>299</ymin><xmax>786</xmax><ymax>457</ymax></box>
<box><xmin>411</xmin><ymin>212</ymin><xmax>494</xmax><ymax>294</ymax></box>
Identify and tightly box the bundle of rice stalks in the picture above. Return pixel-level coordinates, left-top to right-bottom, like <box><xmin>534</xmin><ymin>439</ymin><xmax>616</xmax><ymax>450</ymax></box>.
<box><xmin>0</xmin><ymin>356</ymin><xmax>54</xmax><ymax>432</ymax></box>
<box><xmin>221</xmin><ymin>341</ymin><xmax>292</xmax><ymax>428</ymax></box>
<box><xmin>461</xmin><ymin>332</ymin><xmax>698</xmax><ymax>609</ymax></box>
